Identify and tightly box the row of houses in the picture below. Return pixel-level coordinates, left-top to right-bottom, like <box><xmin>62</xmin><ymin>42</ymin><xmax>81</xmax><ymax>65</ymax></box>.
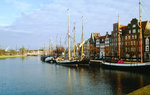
<box><xmin>82</xmin><ymin>18</ymin><xmax>150</xmax><ymax>62</ymax></box>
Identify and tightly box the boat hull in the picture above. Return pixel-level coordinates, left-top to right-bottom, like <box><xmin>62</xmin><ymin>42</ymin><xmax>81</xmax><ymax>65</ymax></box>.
<box><xmin>56</xmin><ymin>60</ymin><xmax>78</xmax><ymax>67</ymax></box>
<box><xmin>101</xmin><ymin>62</ymin><xmax>150</xmax><ymax>72</ymax></box>
<box><xmin>45</xmin><ymin>57</ymin><xmax>56</xmax><ymax>63</ymax></box>
<box><xmin>78</xmin><ymin>59</ymin><xmax>90</xmax><ymax>67</ymax></box>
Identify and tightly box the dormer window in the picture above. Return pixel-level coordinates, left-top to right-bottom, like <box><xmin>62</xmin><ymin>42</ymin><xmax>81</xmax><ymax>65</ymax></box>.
<box><xmin>146</xmin><ymin>38</ymin><xmax>149</xmax><ymax>45</ymax></box>
<box><xmin>115</xmin><ymin>26</ymin><xmax>117</xmax><ymax>31</ymax></box>
<box><xmin>102</xmin><ymin>39</ymin><xmax>104</xmax><ymax>42</ymax></box>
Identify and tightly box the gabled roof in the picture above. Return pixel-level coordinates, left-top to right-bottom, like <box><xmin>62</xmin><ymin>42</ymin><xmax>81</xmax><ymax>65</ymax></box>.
<box><xmin>144</xmin><ymin>21</ymin><xmax>150</xmax><ymax>36</ymax></box>
<box><xmin>120</xmin><ymin>25</ymin><xmax>127</xmax><ymax>29</ymax></box>
<box><xmin>91</xmin><ymin>33</ymin><xmax>100</xmax><ymax>38</ymax></box>
<box><xmin>99</xmin><ymin>36</ymin><xmax>105</xmax><ymax>39</ymax></box>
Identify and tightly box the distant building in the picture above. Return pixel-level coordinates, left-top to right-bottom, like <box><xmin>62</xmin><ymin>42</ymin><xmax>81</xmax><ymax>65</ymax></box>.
<box><xmin>110</xmin><ymin>23</ymin><xmax>126</xmax><ymax>58</ymax></box>
<box><xmin>26</xmin><ymin>50</ymin><xmax>43</xmax><ymax>56</ymax></box>
<box><xmin>95</xmin><ymin>36</ymin><xmax>100</xmax><ymax>59</ymax></box>
<box><xmin>83</xmin><ymin>18</ymin><xmax>150</xmax><ymax>62</ymax></box>
<box><xmin>111</xmin><ymin>23</ymin><xmax>119</xmax><ymax>57</ymax></box>
<box><xmin>99</xmin><ymin>36</ymin><xmax>105</xmax><ymax>59</ymax></box>
<box><xmin>83</xmin><ymin>39</ymin><xmax>90</xmax><ymax>58</ymax></box>
<box><xmin>105</xmin><ymin>32</ymin><xmax>111</xmax><ymax>57</ymax></box>
<box><xmin>90</xmin><ymin>33</ymin><xmax>100</xmax><ymax>59</ymax></box>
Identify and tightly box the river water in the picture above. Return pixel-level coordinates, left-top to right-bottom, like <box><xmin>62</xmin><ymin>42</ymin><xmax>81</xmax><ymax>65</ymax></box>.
<box><xmin>0</xmin><ymin>56</ymin><xmax>150</xmax><ymax>95</ymax></box>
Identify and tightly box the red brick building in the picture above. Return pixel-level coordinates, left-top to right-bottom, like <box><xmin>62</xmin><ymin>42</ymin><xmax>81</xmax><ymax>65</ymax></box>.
<box><xmin>121</xmin><ymin>18</ymin><xmax>150</xmax><ymax>62</ymax></box>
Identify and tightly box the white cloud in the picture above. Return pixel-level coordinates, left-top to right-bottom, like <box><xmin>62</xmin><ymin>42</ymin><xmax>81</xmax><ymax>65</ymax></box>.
<box><xmin>0</xmin><ymin>0</ymin><xmax>150</xmax><ymax>49</ymax></box>
<box><xmin>4</xmin><ymin>0</ymin><xmax>31</xmax><ymax>11</ymax></box>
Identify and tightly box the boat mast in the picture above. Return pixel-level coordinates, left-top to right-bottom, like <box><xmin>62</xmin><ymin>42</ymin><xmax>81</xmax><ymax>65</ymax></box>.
<box><xmin>118</xmin><ymin>15</ymin><xmax>121</xmax><ymax>59</ymax></box>
<box><xmin>43</xmin><ymin>43</ymin><xmax>46</xmax><ymax>55</ymax></box>
<box><xmin>60</xmin><ymin>37</ymin><xmax>62</xmax><ymax>47</ymax></box>
<box><xmin>139</xmin><ymin>0</ymin><xmax>143</xmax><ymax>63</ymax></box>
<box><xmin>81</xmin><ymin>16</ymin><xmax>84</xmax><ymax>59</ymax></box>
<box><xmin>67</xmin><ymin>9</ymin><xmax>71</xmax><ymax>60</ymax></box>
<box><xmin>56</xmin><ymin>35</ymin><xmax>58</xmax><ymax>57</ymax></box>
<box><xmin>73</xmin><ymin>23</ymin><xmax>76</xmax><ymax>58</ymax></box>
<box><xmin>49</xmin><ymin>39</ymin><xmax>51</xmax><ymax>55</ymax></box>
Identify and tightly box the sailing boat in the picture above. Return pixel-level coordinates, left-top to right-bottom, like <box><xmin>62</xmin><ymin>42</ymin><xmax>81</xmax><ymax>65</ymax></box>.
<box><xmin>101</xmin><ymin>0</ymin><xmax>150</xmax><ymax>71</ymax></box>
<box><xmin>56</xmin><ymin>9</ymin><xmax>78</xmax><ymax>66</ymax></box>
<box><xmin>77</xmin><ymin>16</ymin><xmax>90</xmax><ymax>66</ymax></box>
<box><xmin>44</xmin><ymin>39</ymin><xmax>56</xmax><ymax>63</ymax></box>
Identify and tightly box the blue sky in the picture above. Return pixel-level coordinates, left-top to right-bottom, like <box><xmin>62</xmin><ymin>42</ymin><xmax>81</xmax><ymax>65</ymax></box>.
<box><xmin>0</xmin><ymin>0</ymin><xmax>150</xmax><ymax>50</ymax></box>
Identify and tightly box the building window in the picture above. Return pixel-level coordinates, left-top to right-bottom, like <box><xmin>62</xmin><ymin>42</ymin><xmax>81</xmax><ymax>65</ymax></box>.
<box><xmin>138</xmin><ymin>29</ymin><xmax>140</xmax><ymax>33</ymax></box>
<box><xmin>146</xmin><ymin>46</ymin><xmax>149</xmax><ymax>51</ymax></box>
<box><xmin>131</xmin><ymin>41</ymin><xmax>133</xmax><ymax>45</ymax></box>
<box><xmin>133</xmin><ymin>24</ymin><xmax>136</xmax><ymax>28</ymax></box>
<box><xmin>135</xmin><ymin>35</ymin><xmax>137</xmax><ymax>39</ymax></box>
<box><xmin>146</xmin><ymin>37</ymin><xmax>149</xmax><ymax>45</ymax></box>
<box><xmin>128</xmin><ymin>26</ymin><xmax>131</xmax><ymax>29</ymax></box>
<box><xmin>125</xmin><ymin>36</ymin><xmax>127</xmax><ymax>40</ymax></box>
<box><xmin>102</xmin><ymin>39</ymin><xmax>104</xmax><ymax>42</ymax></box>
<box><xmin>133</xmin><ymin>29</ymin><xmax>136</xmax><ymax>33</ymax></box>
<box><xmin>133</xmin><ymin>47</ymin><xmax>135</xmax><ymax>52</ymax></box>
<box><xmin>128</xmin><ymin>42</ymin><xmax>130</xmax><ymax>46</ymax></box>
<box><xmin>125</xmin><ymin>42</ymin><xmax>127</xmax><ymax>46</ymax></box>
<box><xmin>131</xmin><ymin>47</ymin><xmax>133</xmax><ymax>52</ymax></box>
<box><xmin>132</xmin><ymin>35</ymin><xmax>134</xmax><ymax>39</ymax></box>
<box><xmin>115</xmin><ymin>27</ymin><xmax>117</xmax><ymax>31</ymax></box>
<box><xmin>134</xmin><ymin>41</ymin><xmax>136</xmax><ymax>45</ymax></box>
<box><xmin>129</xmin><ymin>30</ymin><xmax>131</xmax><ymax>34</ymax></box>
<box><xmin>128</xmin><ymin>36</ymin><xmax>130</xmax><ymax>40</ymax></box>
<box><xmin>128</xmin><ymin>48</ymin><xmax>130</xmax><ymax>52</ymax></box>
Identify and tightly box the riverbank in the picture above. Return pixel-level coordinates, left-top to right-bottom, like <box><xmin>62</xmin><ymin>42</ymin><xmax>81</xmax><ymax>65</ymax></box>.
<box><xmin>127</xmin><ymin>85</ymin><xmax>150</xmax><ymax>95</ymax></box>
<box><xmin>0</xmin><ymin>55</ymin><xmax>26</xmax><ymax>59</ymax></box>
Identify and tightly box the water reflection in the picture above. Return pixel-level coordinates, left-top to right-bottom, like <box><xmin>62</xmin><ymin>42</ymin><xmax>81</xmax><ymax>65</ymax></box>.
<box><xmin>117</xmin><ymin>72</ymin><xmax>122</xmax><ymax>95</ymax></box>
<box><xmin>0</xmin><ymin>57</ymin><xmax>150</xmax><ymax>95</ymax></box>
<box><xmin>140</xmin><ymin>75</ymin><xmax>144</xmax><ymax>88</ymax></box>
<box><xmin>67</xmin><ymin>68</ymin><xmax>73</xmax><ymax>95</ymax></box>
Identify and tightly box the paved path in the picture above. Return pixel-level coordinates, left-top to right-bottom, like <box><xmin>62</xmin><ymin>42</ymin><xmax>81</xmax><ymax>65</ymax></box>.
<box><xmin>127</xmin><ymin>85</ymin><xmax>150</xmax><ymax>95</ymax></box>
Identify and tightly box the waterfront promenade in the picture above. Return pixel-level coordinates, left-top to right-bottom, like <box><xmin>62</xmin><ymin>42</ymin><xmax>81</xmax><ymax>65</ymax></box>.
<box><xmin>0</xmin><ymin>55</ymin><xmax>26</xmax><ymax>59</ymax></box>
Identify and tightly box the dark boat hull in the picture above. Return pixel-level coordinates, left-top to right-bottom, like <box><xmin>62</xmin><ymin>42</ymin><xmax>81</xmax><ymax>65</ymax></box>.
<box><xmin>41</xmin><ymin>56</ymin><xmax>47</xmax><ymax>62</ymax></box>
<box><xmin>78</xmin><ymin>59</ymin><xmax>90</xmax><ymax>67</ymax></box>
<box><xmin>45</xmin><ymin>60</ymin><xmax>56</xmax><ymax>63</ymax></box>
<box><xmin>56</xmin><ymin>60</ymin><xmax>78</xmax><ymax>67</ymax></box>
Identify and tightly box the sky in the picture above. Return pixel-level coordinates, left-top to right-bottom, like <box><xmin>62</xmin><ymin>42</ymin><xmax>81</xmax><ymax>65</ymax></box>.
<box><xmin>0</xmin><ymin>0</ymin><xmax>150</xmax><ymax>50</ymax></box>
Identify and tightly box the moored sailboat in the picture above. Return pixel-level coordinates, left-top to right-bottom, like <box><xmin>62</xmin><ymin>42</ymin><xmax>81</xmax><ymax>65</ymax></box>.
<box><xmin>56</xmin><ymin>9</ymin><xmax>78</xmax><ymax>66</ymax></box>
<box><xmin>101</xmin><ymin>0</ymin><xmax>150</xmax><ymax>71</ymax></box>
<box><xmin>77</xmin><ymin>16</ymin><xmax>90</xmax><ymax>66</ymax></box>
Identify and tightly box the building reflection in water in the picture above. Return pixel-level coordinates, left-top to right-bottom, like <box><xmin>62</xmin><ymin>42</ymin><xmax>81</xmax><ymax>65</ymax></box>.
<box><xmin>80</xmin><ymin>68</ymin><xmax>85</xmax><ymax>88</ymax></box>
<box><xmin>140</xmin><ymin>75</ymin><xmax>143</xmax><ymax>88</ymax></box>
<box><xmin>117</xmin><ymin>72</ymin><xmax>122</xmax><ymax>95</ymax></box>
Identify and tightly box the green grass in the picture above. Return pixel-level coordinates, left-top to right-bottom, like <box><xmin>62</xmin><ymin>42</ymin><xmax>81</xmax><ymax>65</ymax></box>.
<box><xmin>127</xmin><ymin>85</ymin><xmax>150</xmax><ymax>95</ymax></box>
<box><xmin>0</xmin><ymin>55</ymin><xmax>26</xmax><ymax>59</ymax></box>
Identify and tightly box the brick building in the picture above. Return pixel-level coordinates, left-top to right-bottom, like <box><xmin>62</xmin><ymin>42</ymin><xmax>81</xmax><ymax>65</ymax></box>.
<box><xmin>121</xmin><ymin>18</ymin><xmax>150</xmax><ymax>62</ymax></box>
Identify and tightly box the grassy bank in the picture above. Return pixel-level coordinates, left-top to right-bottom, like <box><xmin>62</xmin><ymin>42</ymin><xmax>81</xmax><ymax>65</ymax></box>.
<box><xmin>127</xmin><ymin>85</ymin><xmax>150</xmax><ymax>95</ymax></box>
<box><xmin>0</xmin><ymin>55</ymin><xmax>26</xmax><ymax>59</ymax></box>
